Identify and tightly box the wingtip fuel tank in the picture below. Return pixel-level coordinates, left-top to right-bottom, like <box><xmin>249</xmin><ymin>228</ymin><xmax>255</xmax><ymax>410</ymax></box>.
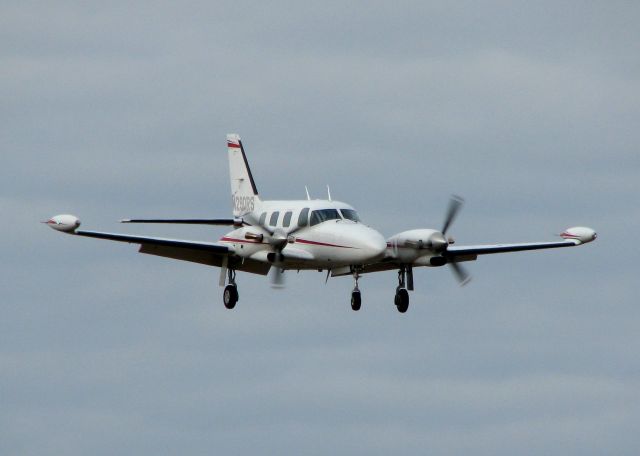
<box><xmin>560</xmin><ymin>226</ymin><xmax>597</xmax><ymax>244</ymax></box>
<box><xmin>45</xmin><ymin>214</ymin><xmax>81</xmax><ymax>233</ymax></box>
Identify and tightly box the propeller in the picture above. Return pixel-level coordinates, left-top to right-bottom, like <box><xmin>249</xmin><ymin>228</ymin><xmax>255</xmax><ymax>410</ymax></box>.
<box><xmin>441</xmin><ymin>194</ymin><xmax>464</xmax><ymax>236</ymax></box>
<box><xmin>439</xmin><ymin>195</ymin><xmax>471</xmax><ymax>286</ymax></box>
<box><xmin>449</xmin><ymin>261</ymin><xmax>471</xmax><ymax>286</ymax></box>
<box><xmin>243</xmin><ymin>213</ymin><xmax>300</xmax><ymax>288</ymax></box>
<box><xmin>267</xmin><ymin>228</ymin><xmax>289</xmax><ymax>288</ymax></box>
<box><xmin>269</xmin><ymin>266</ymin><xmax>286</xmax><ymax>288</ymax></box>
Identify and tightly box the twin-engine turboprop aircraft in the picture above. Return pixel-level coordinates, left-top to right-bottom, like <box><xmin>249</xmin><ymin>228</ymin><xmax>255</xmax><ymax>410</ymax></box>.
<box><xmin>47</xmin><ymin>134</ymin><xmax>597</xmax><ymax>313</ymax></box>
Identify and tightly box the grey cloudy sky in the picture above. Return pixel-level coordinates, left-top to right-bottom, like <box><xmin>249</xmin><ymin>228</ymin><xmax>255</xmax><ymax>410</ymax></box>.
<box><xmin>2</xmin><ymin>1</ymin><xmax>639</xmax><ymax>454</ymax></box>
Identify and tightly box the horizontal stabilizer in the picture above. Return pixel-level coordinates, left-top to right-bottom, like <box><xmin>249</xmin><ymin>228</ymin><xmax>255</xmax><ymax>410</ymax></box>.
<box><xmin>120</xmin><ymin>218</ymin><xmax>246</xmax><ymax>226</ymax></box>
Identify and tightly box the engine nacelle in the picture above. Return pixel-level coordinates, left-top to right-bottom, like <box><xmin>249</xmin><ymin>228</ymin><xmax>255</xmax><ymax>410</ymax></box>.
<box><xmin>45</xmin><ymin>214</ymin><xmax>81</xmax><ymax>233</ymax></box>
<box><xmin>387</xmin><ymin>229</ymin><xmax>439</xmax><ymax>247</ymax></box>
<box><xmin>560</xmin><ymin>226</ymin><xmax>597</xmax><ymax>244</ymax></box>
<box><xmin>386</xmin><ymin>229</ymin><xmax>448</xmax><ymax>263</ymax></box>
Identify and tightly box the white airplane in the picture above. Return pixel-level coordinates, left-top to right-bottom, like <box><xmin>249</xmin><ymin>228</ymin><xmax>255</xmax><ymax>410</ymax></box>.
<box><xmin>47</xmin><ymin>134</ymin><xmax>597</xmax><ymax>313</ymax></box>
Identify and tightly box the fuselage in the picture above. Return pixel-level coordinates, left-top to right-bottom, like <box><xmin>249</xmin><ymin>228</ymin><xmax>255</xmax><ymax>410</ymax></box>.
<box><xmin>219</xmin><ymin>199</ymin><xmax>387</xmax><ymax>270</ymax></box>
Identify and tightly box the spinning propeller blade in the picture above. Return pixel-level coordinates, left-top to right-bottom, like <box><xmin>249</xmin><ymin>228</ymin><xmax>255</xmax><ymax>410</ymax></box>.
<box><xmin>449</xmin><ymin>261</ymin><xmax>471</xmax><ymax>286</ymax></box>
<box><xmin>441</xmin><ymin>195</ymin><xmax>471</xmax><ymax>286</ymax></box>
<box><xmin>441</xmin><ymin>194</ymin><xmax>464</xmax><ymax>236</ymax></box>
<box><xmin>270</xmin><ymin>267</ymin><xmax>286</xmax><ymax>288</ymax></box>
<box><xmin>249</xmin><ymin>216</ymin><xmax>298</xmax><ymax>289</ymax></box>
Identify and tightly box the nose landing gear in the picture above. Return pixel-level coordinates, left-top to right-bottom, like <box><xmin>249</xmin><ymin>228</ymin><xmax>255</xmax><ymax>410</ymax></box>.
<box><xmin>351</xmin><ymin>290</ymin><xmax>361</xmax><ymax>311</ymax></box>
<box><xmin>351</xmin><ymin>269</ymin><xmax>362</xmax><ymax>311</ymax></box>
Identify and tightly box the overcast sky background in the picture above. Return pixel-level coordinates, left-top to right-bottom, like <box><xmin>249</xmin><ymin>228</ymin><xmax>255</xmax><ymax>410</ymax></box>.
<box><xmin>2</xmin><ymin>1</ymin><xmax>639</xmax><ymax>455</ymax></box>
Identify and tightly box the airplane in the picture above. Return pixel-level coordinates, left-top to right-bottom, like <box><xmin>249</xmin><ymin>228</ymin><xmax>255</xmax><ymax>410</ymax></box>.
<box><xmin>46</xmin><ymin>134</ymin><xmax>597</xmax><ymax>313</ymax></box>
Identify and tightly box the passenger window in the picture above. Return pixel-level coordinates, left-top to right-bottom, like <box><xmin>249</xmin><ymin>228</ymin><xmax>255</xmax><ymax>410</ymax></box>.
<box><xmin>298</xmin><ymin>207</ymin><xmax>310</xmax><ymax>227</ymax></box>
<box><xmin>259</xmin><ymin>212</ymin><xmax>267</xmax><ymax>226</ymax></box>
<box><xmin>283</xmin><ymin>211</ymin><xmax>292</xmax><ymax>227</ymax></box>
<box><xmin>269</xmin><ymin>211</ymin><xmax>279</xmax><ymax>226</ymax></box>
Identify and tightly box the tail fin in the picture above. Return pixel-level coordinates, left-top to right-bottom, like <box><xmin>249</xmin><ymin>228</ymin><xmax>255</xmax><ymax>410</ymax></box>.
<box><xmin>227</xmin><ymin>134</ymin><xmax>261</xmax><ymax>217</ymax></box>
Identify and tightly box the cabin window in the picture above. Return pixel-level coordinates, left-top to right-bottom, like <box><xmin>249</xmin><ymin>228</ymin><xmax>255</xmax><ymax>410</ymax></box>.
<box><xmin>310</xmin><ymin>209</ymin><xmax>341</xmax><ymax>226</ymax></box>
<box><xmin>283</xmin><ymin>211</ymin><xmax>292</xmax><ymax>227</ymax></box>
<box><xmin>340</xmin><ymin>209</ymin><xmax>360</xmax><ymax>222</ymax></box>
<box><xmin>269</xmin><ymin>211</ymin><xmax>279</xmax><ymax>226</ymax></box>
<box><xmin>259</xmin><ymin>212</ymin><xmax>267</xmax><ymax>226</ymax></box>
<box><xmin>298</xmin><ymin>207</ymin><xmax>310</xmax><ymax>227</ymax></box>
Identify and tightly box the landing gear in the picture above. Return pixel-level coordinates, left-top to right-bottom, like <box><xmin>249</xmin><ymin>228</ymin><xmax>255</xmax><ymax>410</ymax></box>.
<box><xmin>351</xmin><ymin>290</ymin><xmax>361</xmax><ymax>311</ymax></box>
<box><xmin>351</xmin><ymin>269</ymin><xmax>362</xmax><ymax>311</ymax></box>
<box><xmin>223</xmin><ymin>285</ymin><xmax>238</xmax><ymax>309</ymax></box>
<box><xmin>395</xmin><ymin>287</ymin><xmax>409</xmax><ymax>313</ymax></box>
<box><xmin>394</xmin><ymin>267</ymin><xmax>410</xmax><ymax>313</ymax></box>
<box><xmin>223</xmin><ymin>269</ymin><xmax>239</xmax><ymax>309</ymax></box>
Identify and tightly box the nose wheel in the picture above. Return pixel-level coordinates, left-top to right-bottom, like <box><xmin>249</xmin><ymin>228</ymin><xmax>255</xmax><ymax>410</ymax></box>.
<box><xmin>351</xmin><ymin>290</ymin><xmax>361</xmax><ymax>311</ymax></box>
<box><xmin>350</xmin><ymin>269</ymin><xmax>362</xmax><ymax>311</ymax></box>
<box><xmin>223</xmin><ymin>269</ymin><xmax>239</xmax><ymax>309</ymax></box>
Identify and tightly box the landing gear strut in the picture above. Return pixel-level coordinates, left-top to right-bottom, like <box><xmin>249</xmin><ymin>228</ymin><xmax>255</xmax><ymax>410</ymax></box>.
<box><xmin>351</xmin><ymin>269</ymin><xmax>361</xmax><ymax>311</ymax></box>
<box><xmin>394</xmin><ymin>267</ymin><xmax>410</xmax><ymax>313</ymax></box>
<box><xmin>223</xmin><ymin>268</ymin><xmax>239</xmax><ymax>309</ymax></box>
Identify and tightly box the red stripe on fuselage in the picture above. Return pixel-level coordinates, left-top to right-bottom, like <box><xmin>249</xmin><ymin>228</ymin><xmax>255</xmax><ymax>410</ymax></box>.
<box><xmin>227</xmin><ymin>142</ymin><xmax>241</xmax><ymax>148</ymax></box>
<box><xmin>220</xmin><ymin>236</ymin><xmax>356</xmax><ymax>249</ymax></box>
<box><xmin>294</xmin><ymin>238</ymin><xmax>355</xmax><ymax>249</ymax></box>
<box><xmin>220</xmin><ymin>236</ymin><xmax>262</xmax><ymax>244</ymax></box>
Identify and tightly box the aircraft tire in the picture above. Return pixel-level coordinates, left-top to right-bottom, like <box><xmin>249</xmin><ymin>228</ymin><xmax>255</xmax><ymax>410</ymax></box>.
<box><xmin>395</xmin><ymin>288</ymin><xmax>409</xmax><ymax>313</ymax></box>
<box><xmin>223</xmin><ymin>285</ymin><xmax>238</xmax><ymax>309</ymax></box>
<box><xmin>351</xmin><ymin>291</ymin><xmax>362</xmax><ymax>311</ymax></box>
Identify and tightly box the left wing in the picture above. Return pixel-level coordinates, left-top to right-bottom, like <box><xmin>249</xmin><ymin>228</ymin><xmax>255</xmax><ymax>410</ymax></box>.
<box><xmin>331</xmin><ymin>226</ymin><xmax>597</xmax><ymax>278</ymax></box>
<box><xmin>447</xmin><ymin>226</ymin><xmax>596</xmax><ymax>260</ymax></box>
<box><xmin>447</xmin><ymin>239</ymin><xmax>577</xmax><ymax>259</ymax></box>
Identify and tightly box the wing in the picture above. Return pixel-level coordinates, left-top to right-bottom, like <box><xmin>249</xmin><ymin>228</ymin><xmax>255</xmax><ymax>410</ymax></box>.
<box><xmin>446</xmin><ymin>226</ymin><xmax>597</xmax><ymax>259</ymax></box>
<box><xmin>74</xmin><ymin>230</ymin><xmax>270</xmax><ymax>275</ymax></box>
<box><xmin>332</xmin><ymin>226</ymin><xmax>596</xmax><ymax>277</ymax></box>
<box><xmin>331</xmin><ymin>240</ymin><xmax>581</xmax><ymax>277</ymax></box>
<box><xmin>446</xmin><ymin>239</ymin><xmax>578</xmax><ymax>258</ymax></box>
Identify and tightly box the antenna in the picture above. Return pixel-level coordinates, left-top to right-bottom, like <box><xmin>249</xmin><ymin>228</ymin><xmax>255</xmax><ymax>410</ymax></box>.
<box><xmin>327</xmin><ymin>185</ymin><xmax>332</xmax><ymax>201</ymax></box>
<box><xmin>305</xmin><ymin>186</ymin><xmax>311</xmax><ymax>201</ymax></box>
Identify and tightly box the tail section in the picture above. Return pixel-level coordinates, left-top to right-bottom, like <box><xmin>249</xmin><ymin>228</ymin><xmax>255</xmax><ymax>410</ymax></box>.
<box><xmin>227</xmin><ymin>134</ymin><xmax>261</xmax><ymax>217</ymax></box>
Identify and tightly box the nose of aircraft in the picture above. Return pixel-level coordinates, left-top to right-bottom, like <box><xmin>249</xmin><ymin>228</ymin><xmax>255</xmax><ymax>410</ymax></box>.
<box><xmin>352</xmin><ymin>225</ymin><xmax>387</xmax><ymax>261</ymax></box>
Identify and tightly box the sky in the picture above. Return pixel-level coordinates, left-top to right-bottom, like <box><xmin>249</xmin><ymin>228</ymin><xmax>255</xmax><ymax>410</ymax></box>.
<box><xmin>2</xmin><ymin>1</ymin><xmax>639</xmax><ymax>454</ymax></box>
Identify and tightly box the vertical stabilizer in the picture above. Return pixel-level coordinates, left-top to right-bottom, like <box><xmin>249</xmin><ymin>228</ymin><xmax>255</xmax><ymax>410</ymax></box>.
<box><xmin>227</xmin><ymin>134</ymin><xmax>261</xmax><ymax>217</ymax></box>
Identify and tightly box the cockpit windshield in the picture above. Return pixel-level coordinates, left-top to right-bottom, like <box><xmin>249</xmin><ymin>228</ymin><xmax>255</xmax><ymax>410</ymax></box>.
<box><xmin>340</xmin><ymin>209</ymin><xmax>360</xmax><ymax>222</ymax></box>
<box><xmin>310</xmin><ymin>209</ymin><xmax>341</xmax><ymax>226</ymax></box>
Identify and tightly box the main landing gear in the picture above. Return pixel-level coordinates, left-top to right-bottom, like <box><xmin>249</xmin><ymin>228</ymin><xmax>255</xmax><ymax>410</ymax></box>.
<box><xmin>394</xmin><ymin>266</ymin><xmax>413</xmax><ymax>313</ymax></box>
<box><xmin>395</xmin><ymin>287</ymin><xmax>409</xmax><ymax>313</ymax></box>
<box><xmin>223</xmin><ymin>268</ymin><xmax>239</xmax><ymax>309</ymax></box>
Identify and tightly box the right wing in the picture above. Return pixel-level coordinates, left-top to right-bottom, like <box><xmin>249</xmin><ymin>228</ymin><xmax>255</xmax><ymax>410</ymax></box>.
<box><xmin>74</xmin><ymin>229</ymin><xmax>269</xmax><ymax>275</ymax></box>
